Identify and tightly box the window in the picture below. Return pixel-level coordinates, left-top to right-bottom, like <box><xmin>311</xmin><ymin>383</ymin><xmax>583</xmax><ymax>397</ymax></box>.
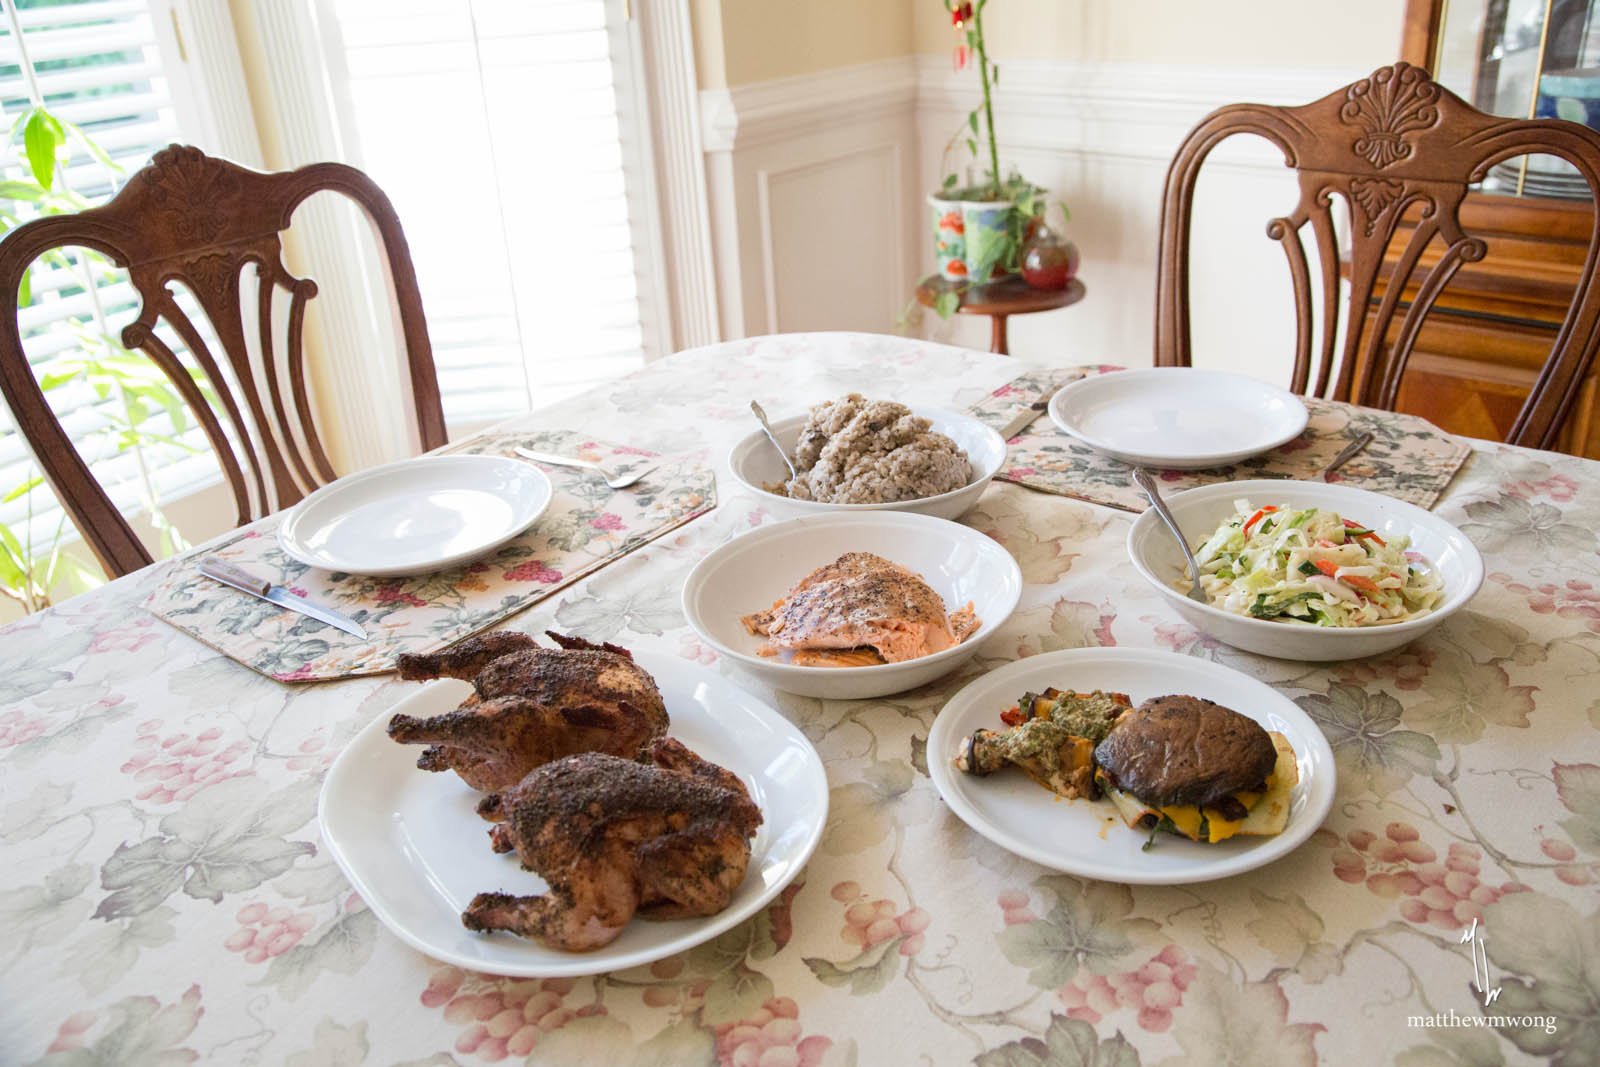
<box><xmin>320</xmin><ymin>0</ymin><xmax>665</xmax><ymax>427</ymax></box>
<box><xmin>0</xmin><ymin>0</ymin><xmax>205</xmax><ymax>571</ymax></box>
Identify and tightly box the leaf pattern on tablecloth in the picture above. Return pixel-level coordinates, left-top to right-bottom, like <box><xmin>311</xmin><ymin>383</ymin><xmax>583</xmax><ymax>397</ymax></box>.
<box><xmin>1296</xmin><ymin>683</ymin><xmax>1441</xmax><ymax>796</ymax></box>
<box><xmin>997</xmin><ymin>877</ymin><xmax>1160</xmax><ymax>990</ymax></box>
<box><xmin>284</xmin><ymin>1018</ymin><xmax>370</xmax><ymax>1067</ymax></box>
<box><xmin>1459</xmin><ymin>493</ymin><xmax>1600</xmax><ymax>555</ymax></box>
<box><xmin>1479</xmin><ymin>893</ymin><xmax>1600</xmax><ymax>1063</ymax></box>
<box><xmin>95</xmin><ymin>776</ymin><xmax>318</xmax><ymax>920</ymax></box>
<box><xmin>257</xmin><ymin>905</ymin><xmax>378</xmax><ymax>1001</ymax></box>
<box><xmin>28</xmin><ymin>984</ymin><xmax>203</xmax><ymax>1066</ymax></box>
<box><xmin>60</xmin><ymin>907</ymin><xmax>178</xmax><ymax>996</ymax></box>
<box><xmin>0</xmin><ymin>863</ymin><xmax>94</xmax><ymax>956</ymax></box>
<box><xmin>1158</xmin><ymin>966</ymin><xmax>1325</xmax><ymax>1067</ymax></box>
<box><xmin>975</xmin><ymin>1013</ymin><xmax>1141</xmax><ymax>1067</ymax></box>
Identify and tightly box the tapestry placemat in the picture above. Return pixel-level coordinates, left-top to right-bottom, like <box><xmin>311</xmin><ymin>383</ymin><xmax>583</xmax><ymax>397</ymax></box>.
<box><xmin>971</xmin><ymin>366</ymin><xmax>1473</xmax><ymax>511</ymax></box>
<box><xmin>144</xmin><ymin>430</ymin><xmax>716</xmax><ymax>682</ymax></box>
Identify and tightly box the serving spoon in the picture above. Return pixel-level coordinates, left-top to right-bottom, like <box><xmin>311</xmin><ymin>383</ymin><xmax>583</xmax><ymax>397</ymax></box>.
<box><xmin>750</xmin><ymin>400</ymin><xmax>799</xmax><ymax>481</ymax></box>
<box><xmin>1132</xmin><ymin>467</ymin><xmax>1209</xmax><ymax>605</ymax></box>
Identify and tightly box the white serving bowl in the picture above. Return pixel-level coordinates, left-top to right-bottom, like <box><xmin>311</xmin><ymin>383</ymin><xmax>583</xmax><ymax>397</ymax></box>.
<box><xmin>726</xmin><ymin>407</ymin><xmax>1006</xmax><ymax>521</ymax></box>
<box><xmin>1127</xmin><ymin>479</ymin><xmax>1484</xmax><ymax>661</ymax></box>
<box><xmin>682</xmin><ymin>511</ymin><xmax>1022</xmax><ymax>699</ymax></box>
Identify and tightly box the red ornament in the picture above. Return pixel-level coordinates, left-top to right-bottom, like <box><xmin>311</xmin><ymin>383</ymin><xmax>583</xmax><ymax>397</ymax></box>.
<box><xmin>953</xmin><ymin>43</ymin><xmax>969</xmax><ymax>70</ymax></box>
<box><xmin>951</xmin><ymin>3</ymin><xmax>972</xmax><ymax>28</ymax></box>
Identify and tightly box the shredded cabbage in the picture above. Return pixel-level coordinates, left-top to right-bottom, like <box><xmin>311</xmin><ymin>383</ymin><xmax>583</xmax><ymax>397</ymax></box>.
<box><xmin>1186</xmin><ymin>500</ymin><xmax>1444</xmax><ymax>627</ymax></box>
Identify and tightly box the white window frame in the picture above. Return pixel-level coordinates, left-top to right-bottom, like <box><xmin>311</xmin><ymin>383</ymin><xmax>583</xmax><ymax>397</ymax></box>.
<box><xmin>235</xmin><ymin>0</ymin><xmax>718</xmax><ymax>466</ymax></box>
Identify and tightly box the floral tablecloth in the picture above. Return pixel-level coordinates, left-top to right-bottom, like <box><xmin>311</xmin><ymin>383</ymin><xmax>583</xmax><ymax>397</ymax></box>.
<box><xmin>3</xmin><ymin>332</ymin><xmax>1597</xmax><ymax>1067</ymax></box>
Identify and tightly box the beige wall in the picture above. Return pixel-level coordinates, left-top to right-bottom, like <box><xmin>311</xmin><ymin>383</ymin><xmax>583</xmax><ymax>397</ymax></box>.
<box><xmin>911</xmin><ymin>0</ymin><xmax>1404</xmax><ymax>66</ymax></box>
<box><xmin>695</xmin><ymin>0</ymin><xmax>913</xmax><ymax>88</ymax></box>
<box><xmin>694</xmin><ymin>1</ymin><xmax>1407</xmax><ymax>89</ymax></box>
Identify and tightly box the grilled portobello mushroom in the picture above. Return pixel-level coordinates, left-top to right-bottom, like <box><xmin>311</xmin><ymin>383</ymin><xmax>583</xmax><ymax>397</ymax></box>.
<box><xmin>1092</xmin><ymin>694</ymin><xmax>1276</xmax><ymax>809</ymax></box>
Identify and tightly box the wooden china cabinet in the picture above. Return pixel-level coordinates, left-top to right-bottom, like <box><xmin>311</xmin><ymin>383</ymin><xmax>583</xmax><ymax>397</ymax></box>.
<box><xmin>1387</xmin><ymin>0</ymin><xmax>1600</xmax><ymax>456</ymax></box>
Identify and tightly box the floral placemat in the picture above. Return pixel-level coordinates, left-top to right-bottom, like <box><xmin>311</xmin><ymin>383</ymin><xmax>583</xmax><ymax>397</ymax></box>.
<box><xmin>972</xmin><ymin>367</ymin><xmax>1473</xmax><ymax>511</ymax></box>
<box><xmin>143</xmin><ymin>431</ymin><xmax>715</xmax><ymax>681</ymax></box>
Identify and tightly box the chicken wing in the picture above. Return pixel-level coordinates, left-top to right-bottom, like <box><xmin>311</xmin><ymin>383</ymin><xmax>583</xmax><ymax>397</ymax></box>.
<box><xmin>464</xmin><ymin>737</ymin><xmax>763</xmax><ymax>950</ymax></box>
<box><xmin>387</xmin><ymin>631</ymin><xmax>668</xmax><ymax>791</ymax></box>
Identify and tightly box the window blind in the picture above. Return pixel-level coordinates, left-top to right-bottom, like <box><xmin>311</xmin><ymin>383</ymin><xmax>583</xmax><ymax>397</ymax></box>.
<box><xmin>324</xmin><ymin>0</ymin><xmax>652</xmax><ymax>426</ymax></box>
<box><xmin>0</xmin><ymin>0</ymin><xmax>211</xmax><ymax>557</ymax></box>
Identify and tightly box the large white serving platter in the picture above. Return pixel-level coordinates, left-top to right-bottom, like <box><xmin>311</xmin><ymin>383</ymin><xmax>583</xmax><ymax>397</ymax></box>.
<box><xmin>279</xmin><ymin>455</ymin><xmax>552</xmax><ymax>577</ymax></box>
<box><xmin>927</xmin><ymin>647</ymin><xmax>1336</xmax><ymax>885</ymax></box>
<box><xmin>1048</xmin><ymin>368</ymin><xmax>1309</xmax><ymax>469</ymax></box>
<box><xmin>318</xmin><ymin>651</ymin><xmax>828</xmax><ymax>976</ymax></box>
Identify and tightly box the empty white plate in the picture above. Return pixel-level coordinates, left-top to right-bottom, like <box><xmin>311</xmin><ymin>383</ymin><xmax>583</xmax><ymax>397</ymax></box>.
<box><xmin>278</xmin><ymin>455</ymin><xmax>552</xmax><ymax>576</ymax></box>
<box><xmin>1048</xmin><ymin>368</ymin><xmax>1309</xmax><ymax>469</ymax></box>
<box><xmin>928</xmin><ymin>647</ymin><xmax>1335</xmax><ymax>885</ymax></box>
<box><xmin>318</xmin><ymin>650</ymin><xmax>829</xmax><ymax>977</ymax></box>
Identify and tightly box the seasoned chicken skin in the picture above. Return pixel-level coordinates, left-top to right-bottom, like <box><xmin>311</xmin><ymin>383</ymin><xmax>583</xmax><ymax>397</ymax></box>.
<box><xmin>386</xmin><ymin>631</ymin><xmax>668</xmax><ymax>791</ymax></box>
<box><xmin>741</xmin><ymin>552</ymin><xmax>975</xmax><ymax>665</ymax></box>
<box><xmin>464</xmin><ymin>737</ymin><xmax>763</xmax><ymax>950</ymax></box>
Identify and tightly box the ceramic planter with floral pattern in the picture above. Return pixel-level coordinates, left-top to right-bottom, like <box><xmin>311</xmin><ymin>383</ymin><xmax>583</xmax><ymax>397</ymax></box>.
<box><xmin>929</xmin><ymin>194</ymin><xmax>1022</xmax><ymax>282</ymax></box>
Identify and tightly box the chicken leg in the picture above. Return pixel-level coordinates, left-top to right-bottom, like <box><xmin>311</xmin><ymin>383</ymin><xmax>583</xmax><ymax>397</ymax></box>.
<box><xmin>463</xmin><ymin>738</ymin><xmax>763</xmax><ymax>950</ymax></box>
<box><xmin>388</xmin><ymin>630</ymin><xmax>668</xmax><ymax>791</ymax></box>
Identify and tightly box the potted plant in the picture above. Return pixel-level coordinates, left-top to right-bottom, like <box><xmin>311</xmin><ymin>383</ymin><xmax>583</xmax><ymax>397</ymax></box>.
<box><xmin>927</xmin><ymin>0</ymin><xmax>1071</xmax><ymax>316</ymax></box>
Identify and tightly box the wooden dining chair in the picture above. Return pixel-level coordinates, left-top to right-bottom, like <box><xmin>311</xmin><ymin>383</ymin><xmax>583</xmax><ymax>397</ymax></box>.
<box><xmin>0</xmin><ymin>144</ymin><xmax>447</xmax><ymax>578</ymax></box>
<box><xmin>1154</xmin><ymin>61</ymin><xmax>1600</xmax><ymax>450</ymax></box>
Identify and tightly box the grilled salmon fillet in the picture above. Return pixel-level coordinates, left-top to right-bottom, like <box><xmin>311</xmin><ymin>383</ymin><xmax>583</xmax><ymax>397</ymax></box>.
<box><xmin>740</xmin><ymin>552</ymin><xmax>978</xmax><ymax>665</ymax></box>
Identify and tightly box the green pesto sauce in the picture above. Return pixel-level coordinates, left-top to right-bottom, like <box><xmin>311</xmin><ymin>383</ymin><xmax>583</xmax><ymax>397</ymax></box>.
<box><xmin>1039</xmin><ymin>690</ymin><xmax>1124</xmax><ymax>744</ymax></box>
<box><xmin>992</xmin><ymin>690</ymin><xmax>1125</xmax><ymax>772</ymax></box>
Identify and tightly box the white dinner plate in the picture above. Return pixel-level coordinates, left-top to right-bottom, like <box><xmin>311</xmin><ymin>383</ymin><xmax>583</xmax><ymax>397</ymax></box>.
<box><xmin>318</xmin><ymin>650</ymin><xmax>829</xmax><ymax>976</ymax></box>
<box><xmin>927</xmin><ymin>647</ymin><xmax>1335</xmax><ymax>885</ymax></box>
<box><xmin>278</xmin><ymin>455</ymin><xmax>552</xmax><ymax>576</ymax></box>
<box><xmin>1048</xmin><ymin>368</ymin><xmax>1309</xmax><ymax>469</ymax></box>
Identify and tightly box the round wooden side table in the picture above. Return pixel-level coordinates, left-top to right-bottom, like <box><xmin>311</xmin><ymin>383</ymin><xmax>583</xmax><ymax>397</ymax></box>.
<box><xmin>915</xmin><ymin>273</ymin><xmax>1086</xmax><ymax>355</ymax></box>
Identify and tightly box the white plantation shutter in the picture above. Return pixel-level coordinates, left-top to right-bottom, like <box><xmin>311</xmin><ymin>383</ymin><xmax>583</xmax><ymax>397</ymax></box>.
<box><xmin>0</xmin><ymin>0</ymin><xmax>213</xmax><ymax>554</ymax></box>
<box><xmin>323</xmin><ymin>0</ymin><xmax>663</xmax><ymax>426</ymax></box>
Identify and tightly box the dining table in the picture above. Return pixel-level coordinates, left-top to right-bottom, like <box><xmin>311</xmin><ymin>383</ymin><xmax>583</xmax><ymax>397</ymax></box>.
<box><xmin>3</xmin><ymin>330</ymin><xmax>1597</xmax><ymax>1067</ymax></box>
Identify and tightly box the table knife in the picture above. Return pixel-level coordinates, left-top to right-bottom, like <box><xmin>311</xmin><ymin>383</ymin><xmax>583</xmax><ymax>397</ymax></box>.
<box><xmin>199</xmin><ymin>556</ymin><xmax>367</xmax><ymax>639</ymax></box>
<box><xmin>999</xmin><ymin>400</ymin><xmax>1051</xmax><ymax>440</ymax></box>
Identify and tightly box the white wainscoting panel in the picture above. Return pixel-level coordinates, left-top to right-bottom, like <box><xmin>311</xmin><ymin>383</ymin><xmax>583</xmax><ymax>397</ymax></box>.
<box><xmin>760</xmin><ymin>143</ymin><xmax>904</xmax><ymax>334</ymax></box>
<box><xmin>701</xmin><ymin>58</ymin><xmax>919</xmax><ymax>340</ymax></box>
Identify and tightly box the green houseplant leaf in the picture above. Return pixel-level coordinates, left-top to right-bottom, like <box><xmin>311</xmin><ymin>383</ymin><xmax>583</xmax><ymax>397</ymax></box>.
<box><xmin>22</xmin><ymin>107</ymin><xmax>64</xmax><ymax>191</ymax></box>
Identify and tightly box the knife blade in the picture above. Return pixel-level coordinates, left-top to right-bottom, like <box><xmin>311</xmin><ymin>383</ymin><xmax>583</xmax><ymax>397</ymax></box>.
<box><xmin>199</xmin><ymin>556</ymin><xmax>367</xmax><ymax>639</ymax></box>
<box><xmin>999</xmin><ymin>399</ymin><xmax>1051</xmax><ymax>440</ymax></box>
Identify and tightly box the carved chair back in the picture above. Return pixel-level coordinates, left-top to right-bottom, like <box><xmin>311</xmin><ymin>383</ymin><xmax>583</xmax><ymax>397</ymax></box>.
<box><xmin>0</xmin><ymin>145</ymin><xmax>447</xmax><ymax>577</ymax></box>
<box><xmin>1154</xmin><ymin>62</ymin><xmax>1600</xmax><ymax>449</ymax></box>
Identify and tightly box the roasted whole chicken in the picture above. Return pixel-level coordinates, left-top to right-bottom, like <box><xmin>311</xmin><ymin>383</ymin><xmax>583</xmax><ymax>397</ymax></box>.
<box><xmin>464</xmin><ymin>737</ymin><xmax>764</xmax><ymax>950</ymax></box>
<box><xmin>386</xmin><ymin>631</ymin><xmax>668</xmax><ymax>792</ymax></box>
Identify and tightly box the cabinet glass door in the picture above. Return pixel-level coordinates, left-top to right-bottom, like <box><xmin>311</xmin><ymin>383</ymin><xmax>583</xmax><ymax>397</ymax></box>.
<box><xmin>1434</xmin><ymin>0</ymin><xmax>1600</xmax><ymax>199</ymax></box>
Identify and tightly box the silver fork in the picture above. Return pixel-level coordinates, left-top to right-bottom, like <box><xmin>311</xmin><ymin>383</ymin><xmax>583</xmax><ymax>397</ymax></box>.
<box><xmin>1132</xmin><ymin>467</ymin><xmax>1209</xmax><ymax>605</ymax></box>
<box><xmin>513</xmin><ymin>447</ymin><xmax>659</xmax><ymax>489</ymax></box>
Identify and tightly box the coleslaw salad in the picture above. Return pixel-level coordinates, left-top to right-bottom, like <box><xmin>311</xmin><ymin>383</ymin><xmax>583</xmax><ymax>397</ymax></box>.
<box><xmin>1188</xmin><ymin>500</ymin><xmax>1445</xmax><ymax>627</ymax></box>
